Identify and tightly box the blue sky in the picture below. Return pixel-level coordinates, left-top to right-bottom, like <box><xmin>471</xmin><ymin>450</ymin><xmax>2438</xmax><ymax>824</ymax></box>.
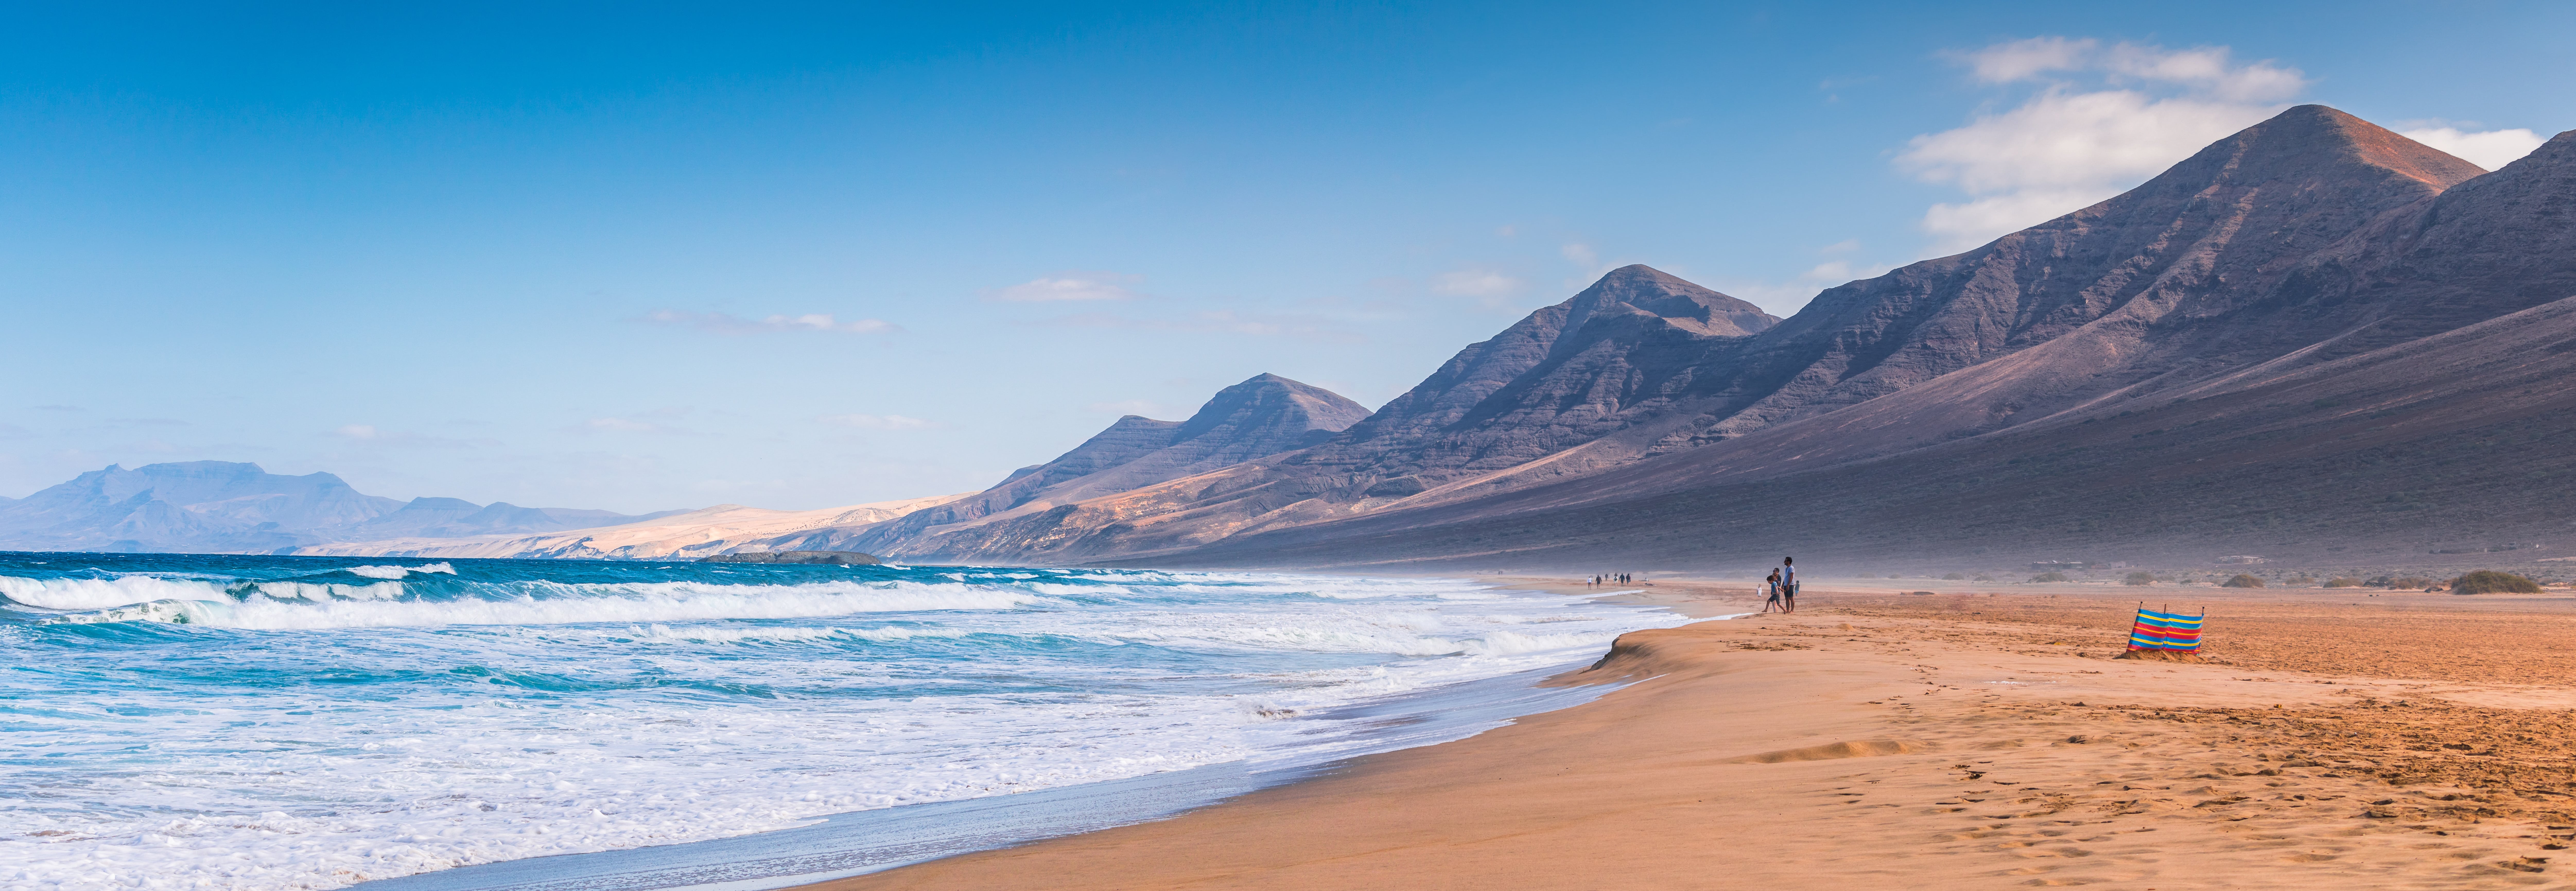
<box><xmin>8</xmin><ymin>1</ymin><xmax>2572</xmax><ymax>512</ymax></box>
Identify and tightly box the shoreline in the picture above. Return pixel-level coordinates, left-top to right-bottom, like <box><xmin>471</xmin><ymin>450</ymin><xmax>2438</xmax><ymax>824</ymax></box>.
<box><xmin>352</xmin><ymin>576</ymin><xmax>1696</xmax><ymax>891</ymax></box>
<box><xmin>802</xmin><ymin>581</ymin><xmax>2576</xmax><ymax>889</ymax></box>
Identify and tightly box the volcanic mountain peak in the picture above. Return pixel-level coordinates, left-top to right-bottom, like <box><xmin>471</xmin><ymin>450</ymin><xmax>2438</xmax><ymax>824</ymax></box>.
<box><xmin>2193</xmin><ymin>104</ymin><xmax>2490</xmax><ymax>188</ymax></box>
<box><xmin>1564</xmin><ymin>264</ymin><xmax>1776</xmax><ymax>338</ymax></box>
<box><xmin>1172</xmin><ymin>372</ymin><xmax>1372</xmax><ymax>446</ymax></box>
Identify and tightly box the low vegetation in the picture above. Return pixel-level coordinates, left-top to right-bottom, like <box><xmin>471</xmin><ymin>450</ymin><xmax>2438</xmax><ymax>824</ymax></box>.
<box><xmin>2323</xmin><ymin>577</ymin><xmax>2365</xmax><ymax>587</ymax></box>
<box><xmin>2029</xmin><ymin>571</ymin><xmax>2069</xmax><ymax>582</ymax></box>
<box><xmin>1941</xmin><ymin>572</ymin><xmax>1965</xmax><ymax>580</ymax></box>
<box><xmin>2222</xmin><ymin>573</ymin><xmax>2265</xmax><ymax>588</ymax></box>
<box><xmin>2450</xmin><ymin>570</ymin><xmax>2543</xmax><ymax>594</ymax></box>
<box><xmin>2122</xmin><ymin>571</ymin><xmax>2155</xmax><ymax>586</ymax></box>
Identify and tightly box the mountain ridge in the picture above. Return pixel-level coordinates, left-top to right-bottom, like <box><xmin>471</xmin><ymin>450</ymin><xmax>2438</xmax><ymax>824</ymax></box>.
<box><xmin>863</xmin><ymin>104</ymin><xmax>2576</xmax><ymax>569</ymax></box>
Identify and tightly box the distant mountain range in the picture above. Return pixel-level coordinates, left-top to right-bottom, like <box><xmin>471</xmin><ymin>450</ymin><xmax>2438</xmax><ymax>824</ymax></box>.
<box><xmin>17</xmin><ymin>104</ymin><xmax>2576</xmax><ymax>571</ymax></box>
<box><xmin>0</xmin><ymin>462</ymin><xmax>685</xmax><ymax>554</ymax></box>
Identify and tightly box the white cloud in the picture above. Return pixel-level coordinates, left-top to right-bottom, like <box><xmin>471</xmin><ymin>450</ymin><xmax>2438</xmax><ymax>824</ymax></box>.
<box><xmin>330</xmin><ymin>424</ymin><xmax>488</xmax><ymax>448</ymax></box>
<box><xmin>643</xmin><ymin>310</ymin><xmax>896</xmax><ymax>335</ymax></box>
<box><xmin>2398</xmin><ymin>126</ymin><xmax>2546</xmax><ymax>171</ymax></box>
<box><xmin>1430</xmin><ymin>269</ymin><xmax>1522</xmax><ymax>298</ymax></box>
<box><xmin>984</xmin><ymin>271</ymin><xmax>1143</xmax><ymax>302</ymax></box>
<box><xmin>1560</xmin><ymin>243</ymin><xmax>1599</xmax><ymax>269</ymax></box>
<box><xmin>1957</xmin><ymin>36</ymin><xmax>2095</xmax><ymax>83</ymax></box>
<box><xmin>1039</xmin><ymin>310</ymin><xmax>1363</xmax><ymax>343</ymax></box>
<box><xmin>1903</xmin><ymin>38</ymin><xmax>2310</xmax><ymax>253</ymax></box>
<box><xmin>817</xmin><ymin>414</ymin><xmax>937</xmax><ymax>430</ymax></box>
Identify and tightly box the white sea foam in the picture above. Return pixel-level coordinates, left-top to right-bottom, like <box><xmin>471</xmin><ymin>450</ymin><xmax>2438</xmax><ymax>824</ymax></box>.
<box><xmin>345</xmin><ymin>562</ymin><xmax>456</xmax><ymax>579</ymax></box>
<box><xmin>0</xmin><ymin>570</ymin><xmax>1694</xmax><ymax>891</ymax></box>
<box><xmin>254</xmin><ymin>580</ymin><xmax>406</xmax><ymax>601</ymax></box>
<box><xmin>59</xmin><ymin>580</ymin><xmax>1053</xmax><ymax>630</ymax></box>
<box><xmin>0</xmin><ymin>574</ymin><xmax>231</xmax><ymax>610</ymax></box>
<box><xmin>622</xmin><ymin>623</ymin><xmax>973</xmax><ymax>644</ymax></box>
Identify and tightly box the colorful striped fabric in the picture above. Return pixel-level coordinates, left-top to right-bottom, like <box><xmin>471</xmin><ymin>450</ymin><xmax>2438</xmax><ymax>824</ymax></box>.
<box><xmin>2126</xmin><ymin>608</ymin><xmax>2204</xmax><ymax>651</ymax></box>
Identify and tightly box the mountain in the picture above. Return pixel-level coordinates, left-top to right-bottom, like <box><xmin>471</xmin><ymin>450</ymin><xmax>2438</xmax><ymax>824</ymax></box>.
<box><xmin>1132</xmin><ymin>106</ymin><xmax>2576</xmax><ymax>571</ymax></box>
<box><xmin>857</xmin><ymin>105</ymin><xmax>2576</xmax><ymax>571</ymax></box>
<box><xmin>294</xmin><ymin>493</ymin><xmax>978</xmax><ymax>560</ymax></box>
<box><xmin>0</xmin><ymin>461</ymin><xmax>682</xmax><ymax>554</ymax></box>
<box><xmin>755</xmin><ymin>373</ymin><xmax>1370</xmax><ymax>556</ymax></box>
<box><xmin>865</xmin><ymin>264</ymin><xmax>1786</xmax><ymax>562</ymax></box>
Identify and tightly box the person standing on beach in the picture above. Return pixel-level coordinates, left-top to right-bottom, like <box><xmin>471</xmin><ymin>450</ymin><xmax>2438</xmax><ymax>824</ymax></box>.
<box><xmin>1780</xmin><ymin>557</ymin><xmax>1797</xmax><ymax>613</ymax></box>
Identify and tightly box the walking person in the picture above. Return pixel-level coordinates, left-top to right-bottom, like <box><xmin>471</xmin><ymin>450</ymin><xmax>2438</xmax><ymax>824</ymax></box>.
<box><xmin>1780</xmin><ymin>556</ymin><xmax>1797</xmax><ymax>614</ymax></box>
<box><xmin>1762</xmin><ymin>570</ymin><xmax>1783</xmax><ymax>613</ymax></box>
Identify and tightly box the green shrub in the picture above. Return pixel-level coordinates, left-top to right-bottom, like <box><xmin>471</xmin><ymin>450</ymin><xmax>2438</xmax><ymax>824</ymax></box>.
<box><xmin>2122</xmin><ymin>571</ymin><xmax>2155</xmax><ymax>586</ymax></box>
<box><xmin>2384</xmin><ymin>576</ymin><xmax>2433</xmax><ymax>588</ymax></box>
<box><xmin>2450</xmin><ymin>570</ymin><xmax>2542</xmax><ymax>594</ymax></box>
<box><xmin>1942</xmin><ymin>572</ymin><xmax>1965</xmax><ymax>580</ymax></box>
<box><xmin>2030</xmin><ymin>571</ymin><xmax>2069</xmax><ymax>583</ymax></box>
<box><xmin>2222</xmin><ymin>574</ymin><xmax>2265</xmax><ymax>588</ymax></box>
<box><xmin>1973</xmin><ymin>575</ymin><xmax>1994</xmax><ymax>582</ymax></box>
<box><xmin>2323</xmin><ymin>577</ymin><xmax>2364</xmax><ymax>588</ymax></box>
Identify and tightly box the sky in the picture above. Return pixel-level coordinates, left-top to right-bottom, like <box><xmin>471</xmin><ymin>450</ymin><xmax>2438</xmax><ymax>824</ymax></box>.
<box><xmin>7</xmin><ymin>1</ymin><xmax>2572</xmax><ymax>513</ymax></box>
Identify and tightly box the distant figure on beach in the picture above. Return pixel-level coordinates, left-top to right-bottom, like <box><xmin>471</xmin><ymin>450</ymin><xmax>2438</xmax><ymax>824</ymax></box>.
<box><xmin>1762</xmin><ymin>570</ymin><xmax>1783</xmax><ymax>613</ymax></box>
<box><xmin>1780</xmin><ymin>557</ymin><xmax>1797</xmax><ymax>613</ymax></box>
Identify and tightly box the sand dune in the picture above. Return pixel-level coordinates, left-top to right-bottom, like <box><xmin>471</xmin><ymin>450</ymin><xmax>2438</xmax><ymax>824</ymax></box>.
<box><xmin>811</xmin><ymin>583</ymin><xmax>2576</xmax><ymax>889</ymax></box>
<box><xmin>294</xmin><ymin>492</ymin><xmax>974</xmax><ymax>559</ymax></box>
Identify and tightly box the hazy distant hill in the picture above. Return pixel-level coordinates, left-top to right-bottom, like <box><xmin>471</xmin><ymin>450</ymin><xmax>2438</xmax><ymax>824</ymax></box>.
<box><xmin>0</xmin><ymin>461</ymin><xmax>682</xmax><ymax>554</ymax></box>
<box><xmin>859</xmin><ymin>105</ymin><xmax>2576</xmax><ymax>572</ymax></box>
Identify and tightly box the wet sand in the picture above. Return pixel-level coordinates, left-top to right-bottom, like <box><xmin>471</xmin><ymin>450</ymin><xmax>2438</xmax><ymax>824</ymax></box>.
<box><xmin>803</xmin><ymin>580</ymin><xmax>2576</xmax><ymax>889</ymax></box>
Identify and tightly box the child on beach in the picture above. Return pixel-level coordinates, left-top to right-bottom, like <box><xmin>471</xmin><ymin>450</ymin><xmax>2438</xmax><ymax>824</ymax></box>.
<box><xmin>1780</xmin><ymin>557</ymin><xmax>1797</xmax><ymax>613</ymax></box>
<box><xmin>1762</xmin><ymin>571</ymin><xmax>1783</xmax><ymax>613</ymax></box>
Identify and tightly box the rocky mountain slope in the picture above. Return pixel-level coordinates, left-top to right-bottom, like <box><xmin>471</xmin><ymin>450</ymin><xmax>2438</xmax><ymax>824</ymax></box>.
<box><xmin>755</xmin><ymin>373</ymin><xmax>1368</xmax><ymax>556</ymax></box>
<box><xmin>891</xmin><ymin>106</ymin><xmax>2576</xmax><ymax>570</ymax></box>
<box><xmin>0</xmin><ymin>461</ymin><xmax>681</xmax><ymax>554</ymax></box>
<box><xmin>884</xmin><ymin>262</ymin><xmax>1803</xmax><ymax>562</ymax></box>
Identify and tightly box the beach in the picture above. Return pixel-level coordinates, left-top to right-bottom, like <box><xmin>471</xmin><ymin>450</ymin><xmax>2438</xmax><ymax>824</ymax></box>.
<box><xmin>810</xmin><ymin>580</ymin><xmax>2576</xmax><ymax>889</ymax></box>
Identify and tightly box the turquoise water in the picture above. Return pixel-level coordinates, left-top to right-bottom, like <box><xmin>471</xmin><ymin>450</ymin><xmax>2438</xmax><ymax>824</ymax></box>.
<box><xmin>0</xmin><ymin>554</ymin><xmax>1684</xmax><ymax>890</ymax></box>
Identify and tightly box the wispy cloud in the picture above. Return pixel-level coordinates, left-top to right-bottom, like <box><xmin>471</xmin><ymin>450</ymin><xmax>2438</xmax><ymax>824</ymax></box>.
<box><xmin>984</xmin><ymin>271</ymin><xmax>1144</xmax><ymax>302</ymax></box>
<box><xmin>582</xmin><ymin>418</ymin><xmax>664</xmax><ymax>433</ymax></box>
<box><xmin>1902</xmin><ymin>37</ymin><xmax>2310</xmax><ymax>253</ymax></box>
<box><xmin>2396</xmin><ymin>124</ymin><xmax>2546</xmax><ymax>171</ymax></box>
<box><xmin>1039</xmin><ymin>310</ymin><xmax>1364</xmax><ymax>343</ymax></box>
<box><xmin>816</xmin><ymin>414</ymin><xmax>938</xmax><ymax>430</ymax></box>
<box><xmin>642</xmin><ymin>310</ymin><xmax>897</xmax><ymax>334</ymax></box>
<box><xmin>331</xmin><ymin>424</ymin><xmax>491</xmax><ymax>449</ymax></box>
<box><xmin>1086</xmin><ymin>399</ymin><xmax>1170</xmax><ymax>417</ymax></box>
<box><xmin>569</xmin><ymin>408</ymin><xmax>699</xmax><ymax>436</ymax></box>
<box><xmin>1430</xmin><ymin>269</ymin><xmax>1522</xmax><ymax>299</ymax></box>
<box><xmin>1429</xmin><ymin>268</ymin><xmax>1528</xmax><ymax>311</ymax></box>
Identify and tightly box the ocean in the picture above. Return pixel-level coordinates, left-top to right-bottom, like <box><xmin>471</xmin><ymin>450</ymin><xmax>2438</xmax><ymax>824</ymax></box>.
<box><xmin>0</xmin><ymin>554</ymin><xmax>1691</xmax><ymax>890</ymax></box>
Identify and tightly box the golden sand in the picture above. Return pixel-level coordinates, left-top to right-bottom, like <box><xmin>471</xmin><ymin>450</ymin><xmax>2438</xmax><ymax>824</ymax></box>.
<box><xmin>805</xmin><ymin>581</ymin><xmax>2576</xmax><ymax>889</ymax></box>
